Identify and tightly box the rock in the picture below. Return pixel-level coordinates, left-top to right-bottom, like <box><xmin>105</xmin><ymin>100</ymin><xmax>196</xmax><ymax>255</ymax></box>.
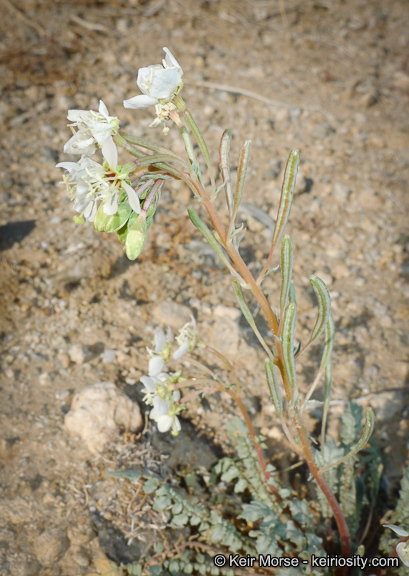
<box><xmin>312</xmin><ymin>122</ymin><xmax>335</xmax><ymax>139</ymax></box>
<box><xmin>64</xmin><ymin>382</ymin><xmax>143</xmax><ymax>454</ymax></box>
<box><xmin>68</xmin><ymin>344</ymin><xmax>86</xmax><ymax>365</ymax></box>
<box><xmin>209</xmin><ymin>317</ymin><xmax>239</xmax><ymax>357</ymax></box>
<box><xmin>153</xmin><ymin>301</ymin><xmax>191</xmax><ymax>328</ymax></box>
<box><xmin>33</xmin><ymin>527</ymin><xmax>70</xmax><ymax>567</ymax></box>
<box><xmin>213</xmin><ymin>305</ymin><xmax>241</xmax><ymax>321</ymax></box>
<box><xmin>101</xmin><ymin>349</ymin><xmax>117</xmax><ymax>363</ymax></box>
<box><xmin>332</xmin><ymin>182</ymin><xmax>351</xmax><ymax>203</ymax></box>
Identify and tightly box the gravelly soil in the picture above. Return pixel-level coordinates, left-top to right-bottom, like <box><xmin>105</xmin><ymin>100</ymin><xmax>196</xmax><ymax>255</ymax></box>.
<box><xmin>0</xmin><ymin>0</ymin><xmax>408</xmax><ymax>574</ymax></box>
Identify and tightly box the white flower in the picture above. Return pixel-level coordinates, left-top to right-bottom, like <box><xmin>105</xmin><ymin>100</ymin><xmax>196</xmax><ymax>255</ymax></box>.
<box><xmin>57</xmin><ymin>138</ymin><xmax>140</xmax><ymax>222</ymax></box>
<box><xmin>64</xmin><ymin>100</ymin><xmax>119</xmax><ymax>156</ymax></box>
<box><xmin>150</xmin><ymin>396</ymin><xmax>181</xmax><ymax>434</ymax></box>
<box><xmin>56</xmin><ymin>156</ymin><xmax>99</xmax><ymax>222</ymax></box>
<box><xmin>173</xmin><ymin>315</ymin><xmax>197</xmax><ymax>360</ymax></box>
<box><xmin>123</xmin><ymin>48</ymin><xmax>183</xmax><ymax>111</ymax></box>
<box><xmin>148</xmin><ymin>327</ymin><xmax>173</xmax><ymax>375</ymax></box>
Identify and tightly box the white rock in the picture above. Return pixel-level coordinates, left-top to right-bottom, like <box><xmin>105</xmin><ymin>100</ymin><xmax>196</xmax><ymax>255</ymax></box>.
<box><xmin>68</xmin><ymin>343</ymin><xmax>86</xmax><ymax>365</ymax></box>
<box><xmin>153</xmin><ymin>301</ymin><xmax>191</xmax><ymax>328</ymax></box>
<box><xmin>64</xmin><ymin>382</ymin><xmax>143</xmax><ymax>454</ymax></box>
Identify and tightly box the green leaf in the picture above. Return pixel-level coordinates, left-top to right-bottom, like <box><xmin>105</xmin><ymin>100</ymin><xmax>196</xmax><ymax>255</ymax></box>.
<box><xmin>105</xmin><ymin>202</ymin><xmax>133</xmax><ymax>233</ymax></box>
<box><xmin>143</xmin><ymin>478</ymin><xmax>160</xmax><ymax>494</ymax></box>
<box><xmin>94</xmin><ymin>202</ymin><xmax>111</xmax><ymax>232</ymax></box>
<box><xmin>211</xmin><ymin>524</ymin><xmax>226</xmax><ymax>543</ymax></box>
<box><xmin>153</xmin><ymin>494</ymin><xmax>172</xmax><ymax>511</ymax></box>
<box><xmin>172</xmin><ymin>513</ymin><xmax>189</xmax><ymax>527</ymax></box>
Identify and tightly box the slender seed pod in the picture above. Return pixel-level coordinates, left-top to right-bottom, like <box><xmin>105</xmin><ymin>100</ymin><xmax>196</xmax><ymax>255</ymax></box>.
<box><xmin>280</xmin><ymin>235</ymin><xmax>293</xmax><ymax>313</ymax></box>
<box><xmin>320</xmin><ymin>313</ymin><xmax>335</xmax><ymax>371</ymax></box>
<box><xmin>187</xmin><ymin>207</ymin><xmax>230</xmax><ymax>265</ymax></box>
<box><xmin>282</xmin><ymin>302</ymin><xmax>297</xmax><ymax>391</ymax></box>
<box><xmin>265</xmin><ymin>359</ymin><xmax>283</xmax><ymax>416</ymax></box>
<box><xmin>354</xmin><ymin>408</ymin><xmax>375</xmax><ymax>453</ymax></box>
<box><xmin>232</xmin><ymin>140</ymin><xmax>251</xmax><ymax>217</ymax></box>
<box><xmin>310</xmin><ymin>275</ymin><xmax>331</xmax><ymax>341</ymax></box>
<box><xmin>320</xmin><ymin>407</ymin><xmax>375</xmax><ymax>473</ymax></box>
<box><xmin>271</xmin><ymin>149</ymin><xmax>299</xmax><ymax>246</ymax></box>
<box><xmin>219</xmin><ymin>129</ymin><xmax>233</xmax><ymax>214</ymax></box>
<box><xmin>289</xmin><ymin>279</ymin><xmax>296</xmax><ymax>304</ymax></box>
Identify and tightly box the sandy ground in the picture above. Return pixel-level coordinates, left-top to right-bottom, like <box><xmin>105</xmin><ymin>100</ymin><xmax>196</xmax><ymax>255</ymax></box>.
<box><xmin>0</xmin><ymin>0</ymin><xmax>408</xmax><ymax>574</ymax></box>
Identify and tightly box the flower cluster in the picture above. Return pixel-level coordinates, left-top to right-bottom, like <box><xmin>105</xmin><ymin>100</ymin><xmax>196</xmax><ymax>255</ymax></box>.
<box><xmin>57</xmin><ymin>48</ymin><xmax>184</xmax><ymax>259</ymax></box>
<box><xmin>140</xmin><ymin>317</ymin><xmax>197</xmax><ymax>435</ymax></box>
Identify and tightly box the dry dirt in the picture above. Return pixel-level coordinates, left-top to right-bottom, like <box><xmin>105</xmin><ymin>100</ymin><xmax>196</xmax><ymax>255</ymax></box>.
<box><xmin>0</xmin><ymin>0</ymin><xmax>408</xmax><ymax>574</ymax></box>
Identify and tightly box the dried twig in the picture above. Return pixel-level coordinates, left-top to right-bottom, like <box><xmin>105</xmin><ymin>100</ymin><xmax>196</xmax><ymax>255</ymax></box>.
<box><xmin>191</xmin><ymin>79</ymin><xmax>339</xmax><ymax>127</ymax></box>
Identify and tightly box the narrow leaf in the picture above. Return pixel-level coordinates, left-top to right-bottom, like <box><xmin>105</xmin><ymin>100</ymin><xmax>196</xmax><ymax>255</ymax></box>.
<box><xmin>219</xmin><ymin>129</ymin><xmax>233</xmax><ymax>212</ymax></box>
<box><xmin>232</xmin><ymin>281</ymin><xmax>277</xmax><ymax>364</ymax></box>
<box><xmin>320</xmin><ymin>358</ymin><xmax>332</xmax><ymax>449</ymax></box>
<box><xmin>282</xmin><ymin>303</ymin><xmax>297</xmax><ymax>391</ymax></box>
<box><xmin>271</xmin><ymin>149</ymin><xmax>300</xmax><ymax>245</ymax></box>
<box><xmin>265</xmin><ymin>359</ymin><xmax>283</xmax><ymax>416</ymax></box>
<box><xmin>280</xmin><ymin>235</ymin><xmax>293</xmax><ymax>313</ymax></box>
<box><xmin>181</xmin><ymin>126</ymin><xmax>203</xmax><ymax>184</ymax></box>
<box><xmin>310</xmin><ymin>275</ymin><xmax>331</xmax><ymax>341</ymax></box>
<box><xmin>187</xmin><ymin>207</ymin><xmax>230</xmax><ymax>265</ymax></box>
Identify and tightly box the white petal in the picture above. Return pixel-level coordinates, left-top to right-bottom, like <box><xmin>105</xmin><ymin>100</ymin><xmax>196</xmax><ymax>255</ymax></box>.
<box><xmin>140</xmin><ymin>375</ymin><xmax>157</xmax><ymax>393</ymax></box>
<box><xmin>101</xmin><ymin>137</ymin><xmax>117</xmax><ymax>169</ymax></box>
<box><xmin>123</xmin><ymin>94</ymin><xmax>159</xmax><ymax>109</ymax></box>
<box><xmin>84</xmin><ymin>201</ymin><xmax>97</xmax><ymax>222</ymax></box>
<box><xmin>67</xmin><ymin>109</ymin><xmax>87</xmax><ymax>122</ymax></box>
<box><xmin>148</xmin><ymin>68</ymin><xmax>181</xmax><ymax>100</ymax></box>
<box><xmin>64</xmin><ymin>132</ymin><xmax>95</xmax><ymax>156</ymax></box>
<box><xmin>384</xmin><ymin>525</ymin><xmax>409</xmax><ymax>537</ymax></box>
<box><xmin>73</xmin><ymin>195</ymin><xmax>88</xmax><ymax>214</ymax></box>
<box><xmin>163</xmin><ymin>47</ymin><xmax>182</xmax><ymax>74</ymax></box>
<box><xmin>99</xmin><ymin>100</ymin><xmax>109</xmax><ymax>117</ymax></box>
<box><xmin>154</xmin><ymin>331</ymin><xmax>166</xmax><ymax>353</ymax></box>
<box><xmin>173</xmin><ymin>416</ymin><xmax>181</xmax><ymax>432</ymax></box>
<box><xmin>172</xmin><ymin>390</ymin><xmax>181</xmax><ymax>402</ymax></box>
<box><xmin>172</xmin><ymin>341</ymin><xmax>189</xmax><ymax>361</ymax></box>
<box><xmin>396</xmin><ymin>542</ymin><xmax>409</xmax><ymax>567</ymax></box>
<box><xmin>122</xmin><ymin>181</ymin><xmax>141</xmax><ymax>214</ymax></box>
<box><xmin>157</xmin><ymin>415</ymin><xmax>172</xmax><ymax>432</ymax></box>
<box><xmin>56</xmin><ymin>161</ymin><xmax>80</xmax><ymax>174</ymax></box>
<box><xmin>103</xmin><ymin>192</ymin><xmax>119</xmax><ymax>215</ymax></box>
<box><xmin>153</xmin><ymin>396</ymin><xmax>170</xmax><ymax>416</ymax></box>
<box><xmin>149</xmin><ymin>355</ymin><xmax>165</xmax><ymax>377</ymax></box>
<box><xmin>88</xmin><ymin>122</ymin><xmax>114</xmax><ymax>146</ymax></box>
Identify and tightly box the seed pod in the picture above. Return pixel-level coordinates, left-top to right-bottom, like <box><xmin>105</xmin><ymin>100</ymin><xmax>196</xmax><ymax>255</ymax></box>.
<box><xmin>265</xmin><ymin>359</ymin><xmax>283</xmax><ymax>416</ymax></box>
<box><xmin>280</xmin><ymin>235</ymin><xmax>293</xmax><ymax>313</ymax></box>
<box><xmin>219</xmin><ymin>129</ymin><xmax>233</xmax><ymax>213</ymax></box>
<box><xmin>320</xmin><ymin>313</ymin><xmax>335</xmax><ymax>371</ymax></box>
<box><xmin>282</xmin><ymin>302</ymin><xmax>297</xmax><ymax>391</ymax></box>
<box><xmin>271</xmin><ymin>149</ymin><xmax>300</xmax><ymax>246</ymax></box>
<box><xmin>310</xmin><ymin>275</ymin><xmax>331</xmax><ymax>342</ymax></box>
<box><xmin>94</xmin><ymin>203</ymin><xmax>110</xmax><ymax>232</ymax></box>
